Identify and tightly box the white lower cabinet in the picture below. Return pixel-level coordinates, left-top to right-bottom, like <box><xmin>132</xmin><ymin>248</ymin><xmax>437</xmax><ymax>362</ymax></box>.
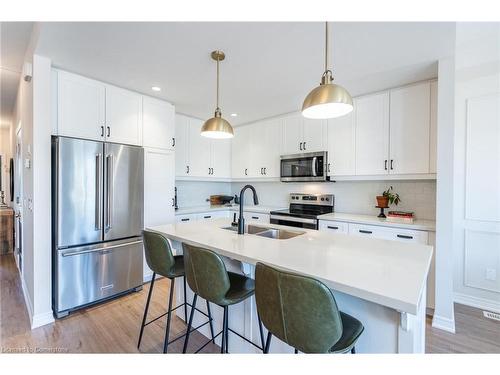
<box><xmin>176</xmin><ymin>214</ymin><xmax>196</xmax><ymax>223</ymax></box>
<box><xmin>318</xmin><ymin>220</ymin><xmax>349</xmax><ymax>234</ymax></box>
<box><xmin>244</xmin><ymin>212</ymin><xmax>270</xmax><ymax>223</ymax></box>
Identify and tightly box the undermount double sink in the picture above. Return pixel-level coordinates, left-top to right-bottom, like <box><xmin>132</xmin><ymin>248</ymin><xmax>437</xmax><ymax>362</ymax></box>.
<box><xmin>222</xmin><ymin>224</ymin><xmax>305</xmax><ymax>240</ymax></box>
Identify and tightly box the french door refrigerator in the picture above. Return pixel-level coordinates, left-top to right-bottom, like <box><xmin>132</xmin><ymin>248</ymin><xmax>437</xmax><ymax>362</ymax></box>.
<box><xmin>52</xmin><ymin>136</ymin><xmax>144</xmax><ymax>318</ymax></box>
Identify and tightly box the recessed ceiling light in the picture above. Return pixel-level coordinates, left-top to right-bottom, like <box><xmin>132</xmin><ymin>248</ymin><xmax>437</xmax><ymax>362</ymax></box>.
<box><xmin>230</xmin><ymin>113</ymin><xmax>238</xmax><ymax>117</ymax></box>
<box><xmin>151</xmin><ymin>86</ymin><xmax>161</xmax><ymax>92</ymax></box>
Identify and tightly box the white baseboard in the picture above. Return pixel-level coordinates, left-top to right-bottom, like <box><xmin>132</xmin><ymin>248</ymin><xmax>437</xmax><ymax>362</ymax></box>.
<box><xmin>21</xmin><ymin>276</ymin><xmax>34</xmax><ymax>324</ymax></box>
<box><xmin>31</xmin><ymin>311</ymin><xmax>55</xmax><ymax>329</ymax></box>
<box><xmin>432</xmin><ymin>314</ymin><xmax>456</xmax><ymax>333</ymax></box>
<box><xmin>454</xmin><ymin>292</ymin><xmax>500</xmax><ymax>314</ymax></box>
<box><xmin>143</xmin><ymin>272</ymin><xmax>154</xmax><ymax>283</ymax></box>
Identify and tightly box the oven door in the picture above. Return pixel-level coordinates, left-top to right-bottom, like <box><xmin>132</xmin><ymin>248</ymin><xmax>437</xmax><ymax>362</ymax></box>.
<box><xmin>269</xmin><ymin>215</ymin><xmax>318</xmax><ymax>230</ymax></box>
<box><xmin>280</xmin><ymin>151</ymin><xmax>328</xmax><ymax>182</ymax></box>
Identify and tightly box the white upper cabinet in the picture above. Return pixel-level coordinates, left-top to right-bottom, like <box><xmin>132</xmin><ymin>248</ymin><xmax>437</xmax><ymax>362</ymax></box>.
<box><xmin>187</xmin><ymin>118</ymin><xmax>212</xmax><ymax>177</ymax></box>
<box><xmin>231</xmin><ymin>125</ymin><xmax>252</xmax><ymax>178</ymax></box>
<box><xmin>282</xmin><ymin>114</ymin><xmax>326</xmax><ymax>154</ymax></box>
<box><xmin>57</xmin><ymin>70</ymin><xmax>106</xmax><ymax>141</ymax></box>
<box><xmin>211</xmin><ymin>138</ymin><xmax>232</xmax><ymax>178</ymax></box>
<box><xmin>355</xmin><ymin>92</ymin><xmax>390</xmax><ymax>175</ymax></box>
<box><xmin>429</xmin><ymin>80</ymin><xmax>438</xmax><ymax>174</ymax></box>
<box><xmin>143</xmin><ymin>96</ymin><xmax>175</xmax><ymax>150</ymax></box>
<box><xmin>327</xmin><ymin>109</ymin><xmax>355</xmax><ymax>176</ymax></box>
<box><xmin>389</xmin><ymin>81</ymin><xmax>431</xmax><ymax>174</ymax></box>
<box><xmin>250</xmin><ymin>119</ymin><xmax>282</xmax><ymax>178</ymax></box>
<box><xmin>175</xmin><ymin>114</ymin><xmax>190</xmax><ymax>177</ymax></box>
<box><xmin>105</xmin><ymin>85</ymin><xmax>142</xmax><ymax>146</ymax></box>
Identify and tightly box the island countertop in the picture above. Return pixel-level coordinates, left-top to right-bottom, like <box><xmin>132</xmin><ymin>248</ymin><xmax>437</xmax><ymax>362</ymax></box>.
<box><xmin>149</xmin><ymin>219</ymin><xmax>433</xmax><ymax>315</ymax></box>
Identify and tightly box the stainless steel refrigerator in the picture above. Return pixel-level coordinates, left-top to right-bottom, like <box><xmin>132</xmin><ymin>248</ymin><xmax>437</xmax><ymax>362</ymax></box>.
<box><xmin>52</xmin><ymin>136</ymin><xmax>144</xmax><ymax>318</ymax></box>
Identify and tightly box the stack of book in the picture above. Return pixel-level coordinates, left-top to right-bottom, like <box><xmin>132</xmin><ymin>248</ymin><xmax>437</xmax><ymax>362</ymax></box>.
<box><xmin>386</xmin><ymin>210</ymin><xmax>414</xmax><ymax>224</ymax></box>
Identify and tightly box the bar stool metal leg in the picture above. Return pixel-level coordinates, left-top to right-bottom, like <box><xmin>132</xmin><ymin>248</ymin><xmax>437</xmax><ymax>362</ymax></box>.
<box><xmin>220</xmin><ymin>306</ymin><xmax>226</xmax><ymax>354</ymax></box>
<box><xmin>183</xmin><ymin>276</ymin><xmax>188</xmax><ymax>322</ymax></box>
<box><xmin>206</xmin><ymin>301</ymin><xmax>215</xmax><ymax>343</ymax></box>
<box><xmin>257</xmin><ymin>312</ymin><xmax>265</xmax><ymax>351</ymax></box>
<box><xmin>351</xmin><ymin>347</ymin><xmax>356</xmax><ymax>354</ymax></box>
<box><xmin>264</xmin><ymin>332</ymin><xmax>272</xmax><ymax>354</ymax></box>
<box><xmin>138</xmin><ymin>272</ymin><xmax>156</xmax><ymax>349</ymax></box>
<box><xmin>224</xmin><ymin>307</ymin><xmax>229</xmax><ymax>353</ymax></box>
<box><xmin>182</xmin><ymin>293</ymin><xmax>198</xmax><ymax>353</ymax></box>
<box><xmin>163</xmin><ymin>278</ymin><xmax>176</xmax><ymax>353</ymax></box>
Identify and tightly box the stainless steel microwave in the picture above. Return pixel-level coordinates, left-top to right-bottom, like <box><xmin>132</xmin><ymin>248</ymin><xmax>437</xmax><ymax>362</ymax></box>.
<box><xmin>280</xmin><ymin>151</ymin><xmax>329</xmax><ymax>182</ymax></box>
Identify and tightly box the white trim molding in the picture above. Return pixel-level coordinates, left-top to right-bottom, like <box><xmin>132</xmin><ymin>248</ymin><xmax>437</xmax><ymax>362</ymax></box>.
<box><xmin>431</xmin><ymin>314</ymin><xmax>456</xmax><ymax>333</ymax></box>
<box><xmin>31</xmin><ymin>311</ymin><xmax>55</xmax><ymax>329</ymax></box>
<box><xmin>21</xmin><ymin>276</ymin><xmax>34</xmax><ymax>325</ymax></box>
<box><xmin>454</xmin><ymin>292</ymin><xmax>500</xmax><ymax>314</ymax></box>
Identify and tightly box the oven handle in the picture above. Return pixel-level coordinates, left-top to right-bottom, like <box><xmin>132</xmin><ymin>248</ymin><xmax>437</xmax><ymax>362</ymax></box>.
<box><xmin>270</xmin><ymin>215</ymin><xmax>317</xmax><ymax>225</ymax></box>
<box><xmin>312</xmin><ymin>156</ymin><xmax>317</xmax><ymax>177</ymax></box>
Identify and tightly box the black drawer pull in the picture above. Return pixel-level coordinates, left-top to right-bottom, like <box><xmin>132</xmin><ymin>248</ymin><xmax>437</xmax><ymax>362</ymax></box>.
<box><xmin>181</xmin><ymin>218</ymin><xmax>190</xmax><ymax>222</ymax></box>
<box><xmin>359</xmin><ymin>230</ymin><xmax>372</xmax><ymax>234</ymax></box>
<box><xmin>251</xmin><ymin>216</ymin><xmax>259</xmax><ymax>220</ymax></box>
<box><xmin>204</xmin><ymin>215</ymin><xmax>211</xmax><ymax>219</ymax></box>
<box><xmin>397</xmin><ymin>234</ymin><xmax>413</xmax><ymax>239</ymax></box>
<box><xmin>327</xmin><ymin>226</ymin><xmax>339</xmax><ymax>230</ymax></box>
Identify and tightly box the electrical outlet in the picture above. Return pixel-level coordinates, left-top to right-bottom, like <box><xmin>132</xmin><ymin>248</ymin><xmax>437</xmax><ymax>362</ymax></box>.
<box><xmin>486</xmin><ymin>268</ymin><xmax>497</xmax><ymax>281</ymax></box>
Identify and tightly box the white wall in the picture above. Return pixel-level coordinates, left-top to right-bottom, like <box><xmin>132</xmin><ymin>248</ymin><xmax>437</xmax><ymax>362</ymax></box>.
<box><xmin>451</xmin><ymin>23</ymin><xmax>500</xmax><ymax>313</ymax></box>
<box><xmin>232</xmin><ymin>180</ymin><xmax>436</xmax><ymax>220</ymax></box>
<box><xmin>175</xmin><ymin>180</ymin><xmax>232</xmax><ymax>208</ymax></box>
<box><xmin>0</xmin><ymin>126</ymin><xmax>13</xmax><ymax>205</ymax></box>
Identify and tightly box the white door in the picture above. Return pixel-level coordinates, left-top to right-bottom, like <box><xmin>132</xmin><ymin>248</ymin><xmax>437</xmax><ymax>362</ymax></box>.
<box><xmin>143</xmin><ymin>149</ymin><xmax>175</xmax><ymax>278</ymax></box>
<box><xmin>143</xmin><ymin>96</ymin><xmax>175</xmax><ymax>150</ymax></box>
<box><xmin>327</xmin><ymin>110</ymin><xmax>355</xmax><ymax>176</ymax></box>
<box><xmin>389</xmin><ymin>82</ymin><xmax>431</xmax><ymax>174</ymax></box>
<box><xmin>105</xmin><ymin>85</ymin><xmax>142</xmax><ymax>146</ymax></box>
<box><xmin>282</xmin><ymin>114</ymin><xmax>303</xmax><ymax>154</ymax></box>
<box><xmin>231</xmin><ymin>125</ymin><xmax>251</xmax><ymax>178</ymax></box>
<box><xmin>187</xmin><ymin>117</ymin><xmax>211</xmax><ymax>177</ymax></box>
<box><xmin>302</xmin><ymin>118</ymin><xmax>327</xmax><ymax>152</ymax></box>
<box><xmin>211</xmin><ymin>138</ymin><xmax>231</xmax><ymax>178</ymax></box>
<box><xmin>355</xmin><ymin>92</ymin><xmax>390</xmax><ymax>175</ymax></box>
<box><xmin>57</xmin><ymin>70</ymin><xmax>105</xmax><ymax>141</ymax></box>
<box><xmin>260</xmin><ymin>119</ymin><xmax>283</xmax><ymax>178</ymax></box>
<box><xmin>175</xmin><ymin>114</ymin><xmax>190</xmax><ymax>177</ymax></box>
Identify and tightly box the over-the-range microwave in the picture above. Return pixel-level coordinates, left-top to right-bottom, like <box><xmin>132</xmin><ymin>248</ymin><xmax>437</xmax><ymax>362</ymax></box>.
<box><xmin>280</xmin><ymin>151</ymin><xmax>330</xmax><ymax>182</ymax></box>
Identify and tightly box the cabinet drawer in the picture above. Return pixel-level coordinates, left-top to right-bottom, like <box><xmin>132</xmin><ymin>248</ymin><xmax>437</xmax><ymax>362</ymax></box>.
<box><xmin>318</xmin><ymin>220</ymin><xmax>348</xmax><ymax>234</ymax></box>
<box><xmin>175</xmin><ymin>214</ymin><xmax>197</xmax><ymax>223</ymax></box>
<box><xmin>244</xmin><ymin>212</ymin><xmax>270</xmax><ymax>223</ymax></box>
<box><xmin>199</xmin><ymin>211</ymin><xmax>230</xmax><ymax>220</ymax></box>
<box><xmin>349</xmin><ymin>223</ymin><xmax>387</xmax><ymax>238</ymax></box>
<box><xmin>348</xmin><ymin>223</ymin><xmax>428</xmax><ymax>244</ymax></box>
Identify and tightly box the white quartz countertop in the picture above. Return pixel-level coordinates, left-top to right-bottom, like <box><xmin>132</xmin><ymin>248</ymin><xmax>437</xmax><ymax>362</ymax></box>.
<box><xmin>318</xmin><ymin>212</ymin><xmax>436</xmax><ymax>231</ymax></box>
<box><xmin>175</xmin><ymin>205</ymin><xmax>284</xmax><ymax>216</ymax></box>
<box><xmin>149</xmin><ymin>218</ymin><xmax>432</xmax><ymax>314</ymax></box>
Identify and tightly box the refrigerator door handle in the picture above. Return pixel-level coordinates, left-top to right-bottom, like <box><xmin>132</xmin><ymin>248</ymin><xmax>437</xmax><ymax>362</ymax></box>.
<box><xmin>106</xmin><ymin>154</ymin><xmax>114</xmax><ymax>231</ymax></box>
<box><xmin>95</xmin><ymin>153</ymin><xmax>102</xmax><ymax>230</ymax></box>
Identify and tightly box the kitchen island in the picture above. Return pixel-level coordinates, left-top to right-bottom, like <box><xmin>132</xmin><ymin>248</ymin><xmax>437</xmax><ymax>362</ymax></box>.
<box><xmin>149</xmin><ymin>218</ymin><xmax>433</xmax><ymax>353</ymax></box>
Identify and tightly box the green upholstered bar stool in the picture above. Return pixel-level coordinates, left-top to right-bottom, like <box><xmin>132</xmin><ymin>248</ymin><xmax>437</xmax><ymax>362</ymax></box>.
<box><xmin>255</xmin><ymin>262</ymin><xmax>364</xmax><ymax>354</ymax></box>
<box><xmin>182</xmin><ymin>243</ymin><xmax>265</xmax><ymax>354</ymax></box>
<box><xmin>138</xmin><ymin>230</ymin><xmax>215</xmax><ymax>353</ymax></box>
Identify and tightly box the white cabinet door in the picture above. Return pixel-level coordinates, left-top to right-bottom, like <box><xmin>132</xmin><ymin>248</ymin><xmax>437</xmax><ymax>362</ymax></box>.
<box><xmin>188</xmin><ymin>118</ymin><xmax>211</xmax><ymax>177</ymax></box>
<box><xmin>57</xmin><ymin>70</ymin><xmax>105</xmax><ymax>141</ymax></box>
<box><xmin>389</xmin><ymin>82</ymin><xmax>431</xmax><ymax>174</ymax></box>
<box><xmin>355</xmin><ymin>92</ymin><xmax>390</xmax><ymax>175</ymax></box>
<box><xmin>105</xmin><ymin>85</ymin><xmax>142</xmax><ymax>146</ymax></box>
<box><xmin>211</xmin><ymin>138</ymin><xmax>232</xmax><ymax>178</ymax></box>
<box><xmin>282</xmin><ymin>114</ymin><xmax>303</xmax><ymax>154</ymax></box>
<box><xmin>143</xmin><ymin>96</ymin><xmax>175</xmax><ymax>150</ymax></box>
<box><xmin>429</xmin><ymin>80</ymin><xmax>438</xmax><ymax>174</ymax></box>
<box><xmin>327</xmin><ymin>110</ymin><xmax>355</xmax><ymax>176</ymax></box>
<box><xmin>302</xmin><ymin>118</ymin><xmax>327</xmax><ymax>152</ymax></box>
<box><xmin>231</xmin><ymin>125</ymin><xmax>251</xmax><ymax>178</ymax></box>
<box><xmin>318</xmin><ymin>220</ymin><xmax>349</xmax><ymax>234</ymax></box>
<box><xmin>262</xmin><ymin>119</ymin><xmax>283</xmax><ymax>178</ymax></box>
<box><xmin>175</xmin><ymin>114</ymin><xmax>190</xmax><ymax>177</ymax></box>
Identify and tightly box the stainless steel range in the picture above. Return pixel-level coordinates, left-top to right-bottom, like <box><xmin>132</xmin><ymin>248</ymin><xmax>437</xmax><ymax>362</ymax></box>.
<box><xmin>269</xmin><ymin>193</ymin><xmax>334</xmax><ymax>230</ymax></box>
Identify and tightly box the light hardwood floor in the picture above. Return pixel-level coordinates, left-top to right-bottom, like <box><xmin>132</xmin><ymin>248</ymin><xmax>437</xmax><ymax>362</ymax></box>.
<box><xmin>1</xmin><ymin>254</ymin><xmax>499</xmax><ymax>353</ymax></box>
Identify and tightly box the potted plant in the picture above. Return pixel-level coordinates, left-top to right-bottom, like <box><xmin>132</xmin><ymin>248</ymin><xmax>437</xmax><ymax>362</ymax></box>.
<box><xmin>376</xmin><ymin>186</ymin><xmax>401</xmax><ymax>207</ymax></box>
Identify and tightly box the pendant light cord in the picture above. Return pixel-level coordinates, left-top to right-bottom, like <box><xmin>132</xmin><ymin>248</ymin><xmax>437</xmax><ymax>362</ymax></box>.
<box><xmin>216</xmin><ymin>56</ymin><xmax>220</xmax><ymax>110</ymax></box>
<box><xmin>325</xmin><ymin>21</ymin><xmax>330</xmax><ymax>73</ymax></box>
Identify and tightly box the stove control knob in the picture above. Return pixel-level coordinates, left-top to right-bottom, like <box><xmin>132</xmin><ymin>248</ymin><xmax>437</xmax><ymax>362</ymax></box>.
<box><xmin>325</xmin><ymin>198</ymin><xmax>329</xmax><ymax>201</ymax></box>
<box><xmin>321</xmin><ymin>198</ymin><xmax>325</xmax><ymax>201</ymax></box>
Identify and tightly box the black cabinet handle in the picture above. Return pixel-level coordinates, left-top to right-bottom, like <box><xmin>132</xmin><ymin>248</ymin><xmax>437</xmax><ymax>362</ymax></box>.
<box><xmin>263</xmin><ymin>167</ymin><xmax>266</xmax><ymax>175</ymax></box>
<box><xmin>181</xmin><ymin>218</ymin><xmax>189</xmax><ymax>222</ymax></box>
<box><xmin>359</xmin><ymin>230</ymin><xmax>372</xmax><ymax>234</ymax></box>
<box><xmin>100</xmin><ymin>126</ymin><xmax>104</xmax><ymax>137</ymax></box>
<box><xmin>327</xmin><ymin>163</ymin><xmax>331</xmax><ymax>173</ymax></box>
<box><xmin>390</xmin><ymin>159</ymin><xmax>394</xmax><ymax>170</ymax></box>
<box><xmin>260</xmin><ymin>167</ymin><xmax>263</xmax><ymax>175</ymax></box>
<box><xmin>245</xmin><ymin>168</ymin><xmax>248</xmax><ymax>176</ymax></box>
<box><xmin>397</xmin><ymin>234</ymin><xmax>413</xmax><ymax>239</ymax></box>
<box><xmin>384</xmin><ymin>160</ymin><xmax>388</xmax><ymax>170</ymax></box>
<box><xmin>171</xmin><ymin>198</ymin><xmax>174</xmax><ymax>207</ymax></box>
<box><xmin>107</xmin><ymin>126</ymin><xmax>110</xmax><ymax>137</ymax></box>
<box><xmin>211</xmin><ymin>168</ymin><xmax>214</xmax><ymax>175</ymax></box>
<box><xmin>172</xmin><ymin>138</ymin><xmax>175</xmax><ymax>147</ymax></box>
<box><xmin>186</xmin><ymin>165</ymin><xmax>190</xmax><ymax>174</ymax></box>
<box><xmin>204</xmin><ymin>215</ymin><xmax>211</xmax><ymax>219</ymax></box>
<box><xmin>303</xmin><ymin>142</ymin><xmax>306</xmax><ymax>150</ymax></box>
<box><xmin>299</xmin><ymin>142</ymin><xmax>303</xmax><ymax>151</ymax></box>
<box><xmin>327</xmin><ymin>226</ymin><xmax>339</xmax><ymax>230</ymax></box>
<box><xmin>251</xmin><ymin>216</ymin><xmax>259</xmax><ymax>220</ymax></box>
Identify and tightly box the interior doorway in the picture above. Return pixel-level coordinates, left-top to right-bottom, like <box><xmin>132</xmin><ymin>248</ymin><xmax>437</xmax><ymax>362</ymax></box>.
<box><xmin>14</xmin><ymin>124</ymin><xmax>23</xmax><ymax>274</ymax></box>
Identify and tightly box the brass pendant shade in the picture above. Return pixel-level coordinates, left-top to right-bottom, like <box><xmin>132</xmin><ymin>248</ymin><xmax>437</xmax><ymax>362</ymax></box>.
<box><xmin>302</xmin><ymin>23</ymin><xmax>353</xmax><ymax>119</ymax></box>
<box><xmin>201</xmin><ymin>50</ymin><xmax>234</xmax><ymax>139</ymax></box>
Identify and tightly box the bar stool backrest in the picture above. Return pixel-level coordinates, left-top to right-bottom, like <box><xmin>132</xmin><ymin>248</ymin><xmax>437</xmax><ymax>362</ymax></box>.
<box><xmin>142</xmin><ymin>230</ymin><xmax>176</xmax><ymax>278</ymax></box>
<box><xmin>183</xmin><ymin>243</ymin><xmax>231</xmax><ymax>305</ymax></box>
<box><xmin>255</xmin><ymin>262</ymin><xmax>343</xmax><ymax>353</ymax></box>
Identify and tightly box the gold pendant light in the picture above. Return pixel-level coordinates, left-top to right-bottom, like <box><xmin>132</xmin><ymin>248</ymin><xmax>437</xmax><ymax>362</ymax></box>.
<box><xmin>302</xmin><ymin>22</ymin><xmax>353</xmax><ymax>119</ymax></box>
<box><xmin>201</xmin><ymin>50</ymin><xmax>234</xmax><ymax>139</ymax></box>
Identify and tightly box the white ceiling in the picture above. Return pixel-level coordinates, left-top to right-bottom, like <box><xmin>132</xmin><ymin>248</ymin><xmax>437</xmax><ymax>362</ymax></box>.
<box><xmin>32</xmin><ymin>22</ymin><xmax>455</xmax><ymax>125</ymax></box>
<box><xmin>0</xmin><ymin>22</ymin><xmax>34</xmax><ymax>128</ymax></box>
